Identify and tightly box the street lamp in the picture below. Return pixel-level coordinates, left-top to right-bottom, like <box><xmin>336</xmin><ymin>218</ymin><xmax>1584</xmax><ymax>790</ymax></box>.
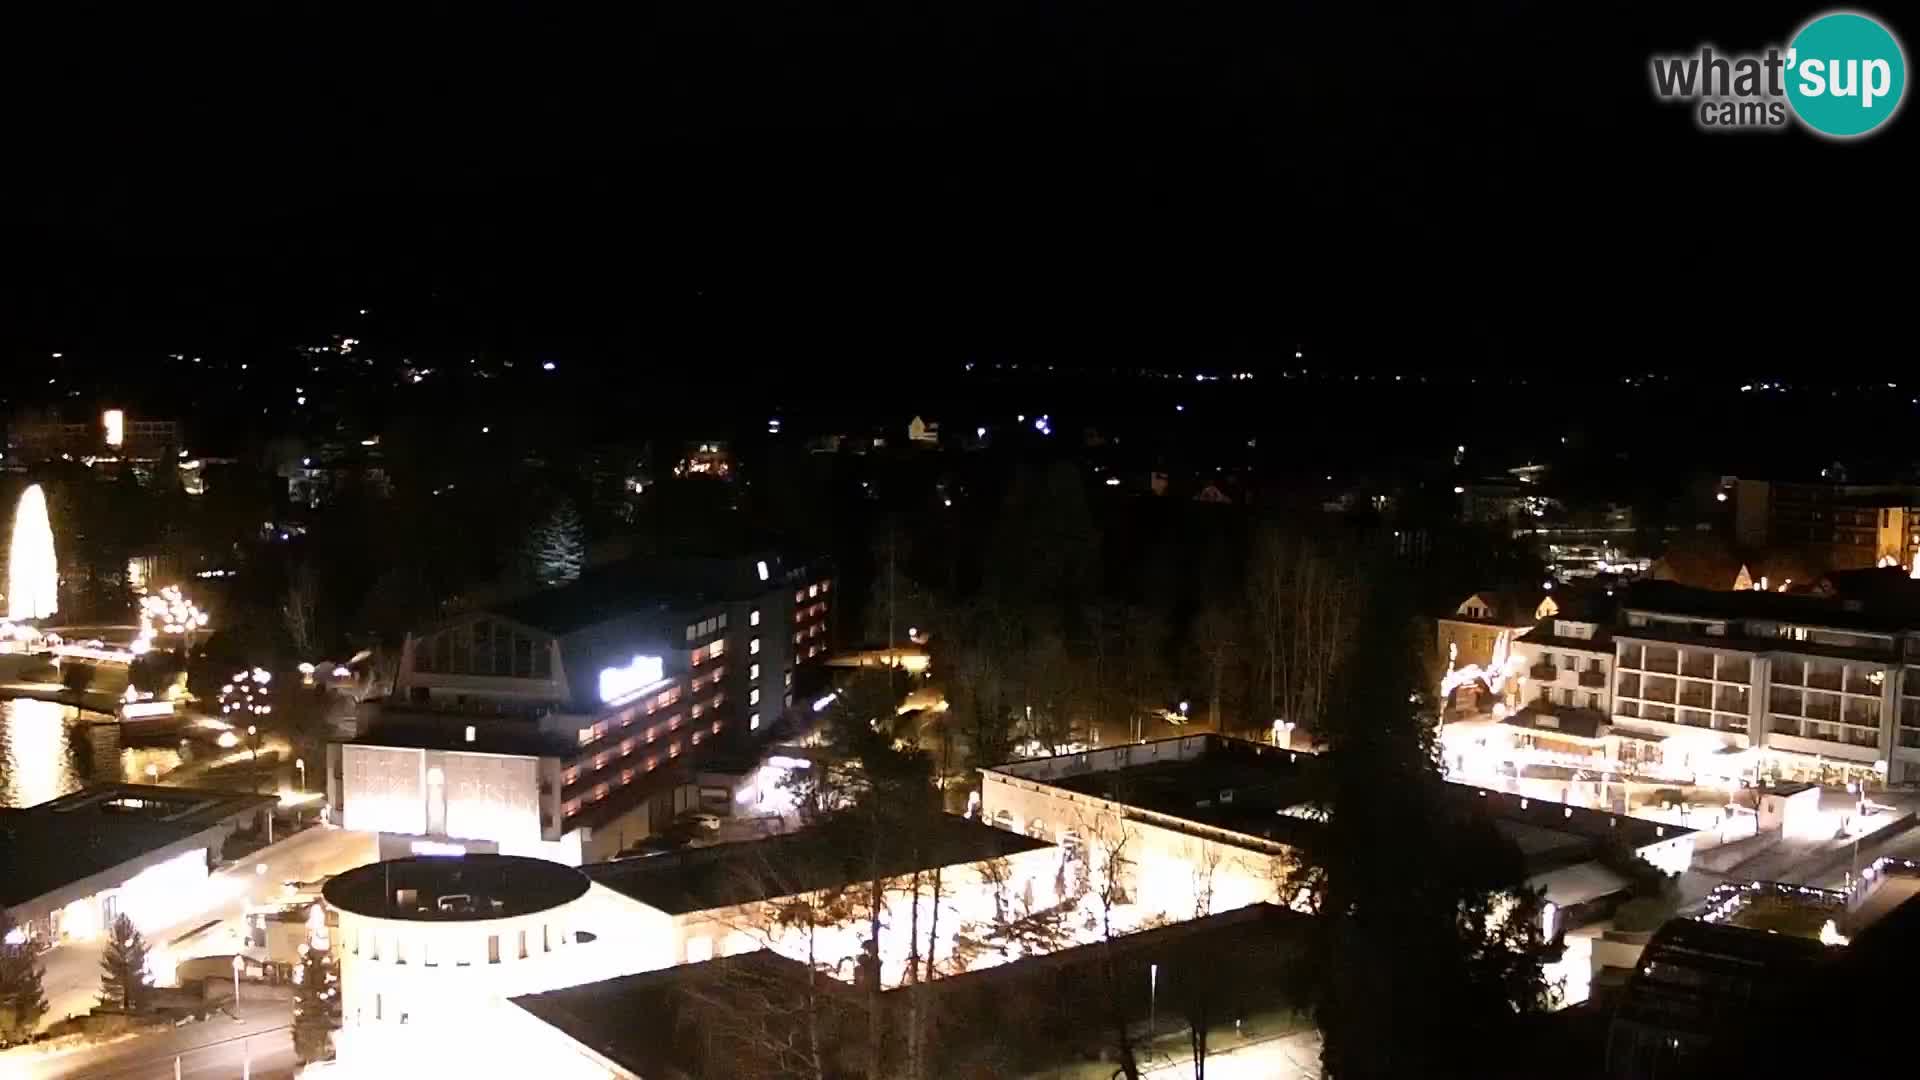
<box><xmin>1149</xmin><ymin>962</ymin><xmax>1159</xmax><ymax>1040</ymax></box>
<box><xmin>296</xmin><ymin>758</ymin><xmax>306</xmax><ymax>792</ymax></box>
<box><xmin>232</xmin><ymin>954</ymin><xmax>243</xmax><ymax>1014</ymax></box>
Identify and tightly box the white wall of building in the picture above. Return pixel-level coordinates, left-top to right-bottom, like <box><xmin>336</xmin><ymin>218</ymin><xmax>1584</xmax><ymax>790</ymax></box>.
<box><xmin>339</xmin><ymin>744</ymin><xmax>548</xmax><ymax>847</ymax></box>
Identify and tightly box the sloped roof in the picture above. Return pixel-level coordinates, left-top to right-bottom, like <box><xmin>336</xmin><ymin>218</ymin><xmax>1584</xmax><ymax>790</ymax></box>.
<box><xmin>1452</xmin><ymin>588</ymin><xmax>1546</xmax><ymax>625</ymax></box>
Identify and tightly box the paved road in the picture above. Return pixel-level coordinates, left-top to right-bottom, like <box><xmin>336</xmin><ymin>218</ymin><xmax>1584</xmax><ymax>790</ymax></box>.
<box><xmin>4</xmin><ymin>1017</ymin><xmax>295</xmax><ymax>1080</ymax></box>
<box><xmin>37</xmin><ymin>827</ymin><xmax>377</xmax><ymax>1034</ymax></box>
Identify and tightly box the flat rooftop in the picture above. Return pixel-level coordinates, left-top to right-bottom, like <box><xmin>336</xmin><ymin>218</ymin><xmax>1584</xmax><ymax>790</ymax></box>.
<box><xmin>1</xmin><ymin>784</ymin><xmax>277</xmax><ymax>908</ymax></box>
<box><xmin>584</xmin><ymin>814</ymin><xmax>1049</xmax><ymax>915</ymax></box>
<box><xmin>512</xmin><ymin>903</ymin><xmax>1303</xmax><ymax>1079</ymax></box>
<box><xmin>323</xmin><ymin>854</ymin><xmax>590</xmax><ymax>921</ymax></box>
<box><xmin>989</xmin><ymin>734</ymin><xmax>1688</xmax><ymax>860</ymax></box>
<box><xmin>337</xmin><ymin>719</ymin><xmax>573</xmax><ymax>759</ymax></box>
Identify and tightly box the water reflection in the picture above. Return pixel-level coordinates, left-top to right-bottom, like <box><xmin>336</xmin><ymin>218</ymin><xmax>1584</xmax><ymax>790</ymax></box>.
<box><xmin>0</xmin><ymin>697</ymin><xmax>89</xmax><ymax>808</ymax></box>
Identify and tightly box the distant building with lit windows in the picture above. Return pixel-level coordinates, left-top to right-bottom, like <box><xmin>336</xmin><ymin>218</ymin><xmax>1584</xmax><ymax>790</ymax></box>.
<box><xmin>343</xmin><ymin>553</ymin><xmax>830</xmax><ymax>862</ymax></box>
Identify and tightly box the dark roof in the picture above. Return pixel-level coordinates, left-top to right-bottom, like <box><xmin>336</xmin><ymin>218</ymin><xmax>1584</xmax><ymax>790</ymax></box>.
<box><xmin>583</xmin><ymin>815</ymin><xmax>1049</xmax><ymax>914</ymax></box>
<box><xmin>1544</xmin><ymin>585</ymin><xmax>1617</xmax><ymax>625</ymax></box>
<box><xmin>1620</xmin><ymin>580</ymin><xmax>1916</xmax><ymax>635</ymax></box>
<box><xmin>493</xmin><ymin>556</ymin><xmax>774</xmax><ymax>636</ymax></box>
<box><xmin>996</xmin><ymin>735</ymin><xmax>1683</xmax><ymax>857</ymax></box>
<box><xmin>1449</xmin><ymin>587</ymin><xmax>1544</xmax><ymax>625</ymax></box>
<box><xmin>340</xmin><ymin>718</ymin><xmax>573</xmax><ymax>759</ymax></box>
<box><xmin>323</xmin><ymin>855</ymin><xmax>590</xmax><ymax>921</ymax></box>
<box><xmin>512</xmin><ymin>904</ymin><xmax>1306</xmax><ymax>1079</ymax></box>
<box><xmin>1</xmin><ymin>784</ymin><xmax>276</xmax><ymax>907</ymax></box>
<box><xmin>1505</xmin><ymin>705</ymin><xmax>1607</xmax><ymax>740</ymax></box>
<box><xmin>1813</xmin><ymin>567</ymin><xmax>1920</xmax><ymax>618</ymax></box>
<box><xmin>1612</xmin><ymin>917</ymin><xmax>1830</xmax><ymax>1040</ymax></box>
<box><xmin>512</xmin><ymin>952</ymin><xmax>852</xmax><ymax>1079</ymax></box>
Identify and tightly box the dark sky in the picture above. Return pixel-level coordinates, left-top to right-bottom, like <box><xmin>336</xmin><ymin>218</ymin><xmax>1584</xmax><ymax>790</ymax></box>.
<box><xmin>1</xmin><ymin>2</ymin><xmax>1908</xmax><ymax>370</ymax></box>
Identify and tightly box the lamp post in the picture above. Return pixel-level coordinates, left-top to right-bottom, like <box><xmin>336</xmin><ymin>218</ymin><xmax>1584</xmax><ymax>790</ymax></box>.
<box><xmin>1148</xmin><ymin>962</ymin><xmax>1158</xmax><ymax>1041</ymax></box>
<box><xmin>296</xmin><ymin>758</ymin><xmax>306</xmax><ymax>793</ymax></box>
<box><xmin>232</xmin><ymin>954</ymin><xmax>243</xmax><ymax>1014</ymax></box>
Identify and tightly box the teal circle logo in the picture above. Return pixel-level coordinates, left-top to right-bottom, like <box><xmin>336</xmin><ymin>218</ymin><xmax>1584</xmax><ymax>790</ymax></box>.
<box><xmin>1786</xmin><ymin>12</ymin><xmax>1906</xmax><ymax>137</ymax></box>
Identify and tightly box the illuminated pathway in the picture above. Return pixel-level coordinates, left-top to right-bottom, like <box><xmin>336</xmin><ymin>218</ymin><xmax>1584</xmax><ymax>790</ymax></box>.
<box><xmin>1141</xmin><ymin>1029</ymin><xmax>1322</xmax><ymax>1079</ymax></box>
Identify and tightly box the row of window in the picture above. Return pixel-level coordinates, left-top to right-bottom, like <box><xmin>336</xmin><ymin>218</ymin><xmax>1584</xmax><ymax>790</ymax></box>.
<box><xmin>413</xmin><ymin>621</ymin><xmax>553</xmax><ymax>679</ymax></box>
<box><xmin>692</xmin><ymin>639</ymin><xmax>727</xmax><ymax>665</ymax></box>
<box><xmin>346</xmin><ymin>922</ymin><xmax>567</xmax><ymax>966</ymax></box>
<box><xmin>562</xmin><ymin>720</ymin><xmax>729</xmax><ymax>815</ymax></box>
<box><xmin>1532</xmin><ymin>650</ymin><xmax>1603</xmax><ymax>674</ymax></box>
<box><xmin>684</xmin><ymin>613</ymin><xmax>729</xmax><ymax>642</ymax></box>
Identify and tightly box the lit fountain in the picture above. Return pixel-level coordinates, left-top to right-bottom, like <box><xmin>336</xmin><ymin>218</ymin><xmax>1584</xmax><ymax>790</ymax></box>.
<box><xmin>8</xmin><ymin>483</ymin><xmax>58</xmax><ymax>622</ymax></box>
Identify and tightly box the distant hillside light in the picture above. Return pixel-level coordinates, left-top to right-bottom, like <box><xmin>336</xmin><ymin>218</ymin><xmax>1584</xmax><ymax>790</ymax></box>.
<box><xmin>8</xmin><ymin>484</ymin><xmax>58</xmax><ymax>620</ymax></box>
<box><xmin>103</xmin><ymin>408</ymin><xmax>125</xmax><ymax>447</ymax></box>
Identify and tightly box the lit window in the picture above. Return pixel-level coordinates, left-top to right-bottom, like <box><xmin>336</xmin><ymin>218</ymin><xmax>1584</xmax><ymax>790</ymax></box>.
<box><xmin>756</xmin><ymin>560</ymin><xmax>769</xmax><ymax>582</ymax></box>
<box><xmin>669</xmin><ymin>742</ymin><xmax>682</xmax><ymax>758</ymax></box>
<box><xmin>692</xmin><ymin>703</ymin><xmax>704</xmax><ymax>719</ymax></box>
<box><xmin>750</xmin><ymin>609</ymin><xmax>761</xmax><ymax>627</ymax></box>
<box><xmin>711</xmin><ymin>639</ymin><xmax>726</xmax><ymax>658</ymax></box>
<box><xmin>809</xmin><ymin>584</ymin><xmax>819</xmax><ymax>598</ymax></box>
<box><xmin>718</xmin><ymin>613</ymin><xmax>728</xmax><ymax>629</ymax></box>
<box><xmin>692</xmin><ymin>732</ymin><xmax>704</xmax><ymax>746</ymax></box>
<box><xmin>750</xmin><ymin>688</ymin><xmax>761</xmax><ymax>705</ymax></box>
<box><xmin>686</xmin><ymin>625</ymin><xmax>696</xmax><ymax>642</ymax></box>
<box><xmin>750</xmin><ymin>663</ymin><xmax>760</xmax><ymax>680</ymax></box>
<box><xmin>750</xmin><ymin>638</ymin><xmax>761</xmax><ymax>655</ymax></box>
<box><xmin>750</xmin><ymin>712</ymin><xmax>761</xmax><ymax>731</ymax></box>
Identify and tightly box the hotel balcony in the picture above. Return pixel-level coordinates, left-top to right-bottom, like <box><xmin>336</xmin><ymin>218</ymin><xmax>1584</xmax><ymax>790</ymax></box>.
<box><xmin>1578</xmin><ymin>669</ymin><xmax>1606</xmax><ymax>689</ymax></box>
<box><xmin>1530</xmin><ymin>662</ymin><xmax>1558</xmax><ymax>681</ymax></box>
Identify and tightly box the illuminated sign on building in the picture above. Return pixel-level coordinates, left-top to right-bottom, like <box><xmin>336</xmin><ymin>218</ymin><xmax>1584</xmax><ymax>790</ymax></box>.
<box><xmin>599</xmin><ymin>654</ymin><xmax>665</xmax><ymax>704</ymax></box>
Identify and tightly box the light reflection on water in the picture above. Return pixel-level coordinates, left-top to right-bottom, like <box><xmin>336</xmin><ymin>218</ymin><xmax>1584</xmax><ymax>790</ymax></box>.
<box><xmin>0</xmin><ymin>697</ymin><xmax>92</xmax><ymax>808</ymax></box>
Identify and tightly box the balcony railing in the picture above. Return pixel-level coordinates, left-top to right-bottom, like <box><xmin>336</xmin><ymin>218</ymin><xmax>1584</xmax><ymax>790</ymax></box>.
<box><xmin>1530</xmin><ymin>663</ymin><xmax>1558</xmax><ymax>681</ymax></box>
<box><xmin>1578</xmin><ymin>669</ymin><xmax>1606</xmax><ymax>689</ymax></box>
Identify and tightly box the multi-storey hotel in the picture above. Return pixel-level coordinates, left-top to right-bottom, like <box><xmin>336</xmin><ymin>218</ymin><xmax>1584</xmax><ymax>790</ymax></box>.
<box><xmin>328</xmin><ymin>552</ymin><xmax>834</xmax><ymax>862</ymax></box>
<box><xmin>1607</xmin><ymin>579</ymin><xmax>1919</xmax><ymax>786</ymax></box>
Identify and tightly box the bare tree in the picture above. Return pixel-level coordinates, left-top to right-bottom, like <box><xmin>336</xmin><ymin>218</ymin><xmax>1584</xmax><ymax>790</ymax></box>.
<box><xmin>1247</xmin><ymin>528</ymin><xmax>1359</xmax><ymax>741</ymax></box>
<box><xmin>282</xmin><ymin>562</ymin><xmax>320</xmax><ymax>658</ymax></box>
<box><xmin>1190</xmin><ymin>603</ymin><xmax>1240</xmax><ymax>734</ymax></box>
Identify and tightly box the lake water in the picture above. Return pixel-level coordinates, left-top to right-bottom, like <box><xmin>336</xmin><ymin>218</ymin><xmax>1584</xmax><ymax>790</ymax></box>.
<box><xmin>0</xmin><ymin>697</ymin><xmax>93</xmax><ymax>808</ymax></box>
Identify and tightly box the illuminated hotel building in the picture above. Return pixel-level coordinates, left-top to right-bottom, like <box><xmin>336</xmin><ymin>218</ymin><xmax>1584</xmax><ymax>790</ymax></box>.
<box><xmin>1608</xmin><ymin>580</ymin><xmax>1920</xmax><ymax>786</ymax></box>
<box><xmin>335</xmin><ymin>553</ymin><xmax>833</xmax><ymax>862</ymax></box>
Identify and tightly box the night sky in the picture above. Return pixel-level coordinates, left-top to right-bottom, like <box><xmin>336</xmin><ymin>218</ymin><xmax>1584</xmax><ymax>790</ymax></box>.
<box><xmin>1</xmin><ymin>2</ymin><xmax>1908</xmax><ymax>372</ymax></box>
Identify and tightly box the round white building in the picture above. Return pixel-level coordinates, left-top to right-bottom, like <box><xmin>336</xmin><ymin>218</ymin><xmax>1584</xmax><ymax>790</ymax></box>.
<box><xmin>324</xmin><ymin>854</ymin><xmax>597</xmax><ymax>1032</ymax></box>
